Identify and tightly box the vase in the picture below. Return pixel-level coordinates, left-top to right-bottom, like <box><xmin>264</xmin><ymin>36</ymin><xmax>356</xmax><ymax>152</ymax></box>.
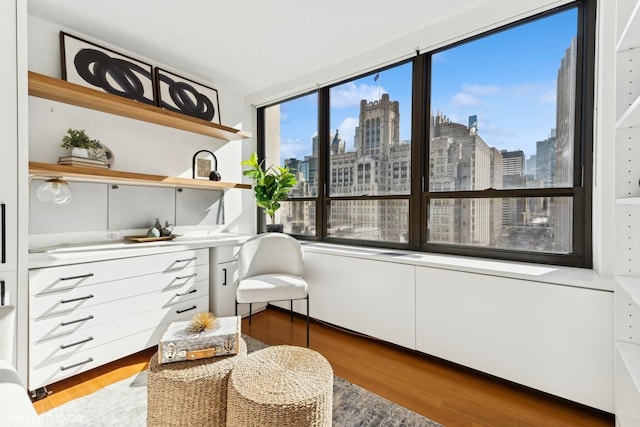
<box><xmin>266</xmin><ymin>224</ymin><xmax>284</xmax><ymax>233</ymax></box>
<box><xmin>71</xmin><ymin>147</ymin><xmax>89</xmax><ymax>158</ymax></box>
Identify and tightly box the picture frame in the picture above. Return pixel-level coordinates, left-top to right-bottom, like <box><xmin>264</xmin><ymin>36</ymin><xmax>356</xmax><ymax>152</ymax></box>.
<box><xmin>154</xmin><ymin>68</ymin><xmax>221</xmax><ymax>124</ymax></box>
<box><xmin>60</xmin><ymin>31</ymin><xmax>155</xmax><ymax>105</ymax></box>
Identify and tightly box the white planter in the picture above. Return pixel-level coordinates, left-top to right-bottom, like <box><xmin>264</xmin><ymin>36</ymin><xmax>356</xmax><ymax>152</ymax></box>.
<box><xmin>71</xmin><ymin>147</ymin><xmax>89</xmax><ymax>158</ymax></box>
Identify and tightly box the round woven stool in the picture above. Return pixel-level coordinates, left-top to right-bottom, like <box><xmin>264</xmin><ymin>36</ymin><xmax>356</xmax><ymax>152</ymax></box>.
<box><xmin>147</xmin><ymin>337</ymin><xmax>247</xmax><ymax>427</ymax></box>
<box><xmin>227</xmin><ymin>345</ymin><xmax>333</xmax><ymax>427</ymax></box>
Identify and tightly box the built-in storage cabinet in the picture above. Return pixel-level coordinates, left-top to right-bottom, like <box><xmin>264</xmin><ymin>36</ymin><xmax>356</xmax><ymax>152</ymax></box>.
<box><xmin>0</xmin><ymin>0</ymin><xmax>18</xmax><ymax>278</ymax></box>
<box><xmin>28</xmin><ymin>248</ymin><xmax>209</xmax><ymax>390</ymax></box>
<box><xmin>303</xmin><ymin>251</ymin><xmax>416</xmax><ymax>350</ymax></box>
<box><xmin>209</xmin><ymin>246</ymin><xmax>248</xmax><ymax>318</ymax></box>
<box><xmin>297</xmin><ymin>247</ymin><xmax>613</xmax><ymax>412</ymax></box>
<box><xmin>615</xmin><ymin>0</ymin><xmax>640</xmax><ymax>424</ymax></box>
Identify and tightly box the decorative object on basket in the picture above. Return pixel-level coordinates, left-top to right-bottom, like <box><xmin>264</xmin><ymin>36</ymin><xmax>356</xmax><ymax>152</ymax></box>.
<box><xmin>192</xmin><ymin>149</ymin><xmax>221</xmax><ymax>181</ymax></box>
<box><xmin>241</xmin><ymin>152</ymin><xmax>297</xmax><ymax>232</ymax></box>
<box><xmin>60</xmin><ymin>128</ymin><xmax>101</xmax><ymax>159</ymax></box>
<box><xmin>186</xmin><ymin>312</ymin><xmax>216</xmax><ymax>334</ymax></box>
<box><xmin>158</xmin><ymin>315</ymin><xmax>241</xmax><ymax>364</ymax></box>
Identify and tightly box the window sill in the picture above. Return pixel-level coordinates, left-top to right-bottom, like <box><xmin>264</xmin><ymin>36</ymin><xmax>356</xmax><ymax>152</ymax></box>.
<box><xmin>300</xmin><ymin>242</ymin><xmax>612</xmax><ymax>292</ymax></box>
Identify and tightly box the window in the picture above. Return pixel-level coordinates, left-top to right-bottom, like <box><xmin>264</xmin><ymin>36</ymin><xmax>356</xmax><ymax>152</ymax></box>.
<box><xmin>258</xmin><ymin>0</ymin><xmax>594</xmax><ymax>267</ymax></box>
<box><xmin>261</xmin><ymin>92</ymin><xmax>318</xmax><ymax>235</ymax></box>
<box><xmin>425</xmin><ymin>3</ymin><xmax>592</xmax><ymax>266</ymax></box>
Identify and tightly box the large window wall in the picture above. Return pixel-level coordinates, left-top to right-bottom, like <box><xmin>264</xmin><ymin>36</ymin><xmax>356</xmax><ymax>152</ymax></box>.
<box><xmin>258</xmin><ymin>0</ymin><xmax>595</xmax><ymax>267</ymax></box>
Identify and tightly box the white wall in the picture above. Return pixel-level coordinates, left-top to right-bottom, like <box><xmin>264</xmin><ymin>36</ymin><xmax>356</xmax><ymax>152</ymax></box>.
<box><xmin>27</xmin><ymin>16</ymin><xmax>257</xmax><ymax>237</ymax></box>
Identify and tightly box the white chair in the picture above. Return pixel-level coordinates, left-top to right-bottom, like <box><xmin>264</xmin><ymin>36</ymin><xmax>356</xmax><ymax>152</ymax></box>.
<box><xmin>235</xmin><ymin>233</ymin><xmax>309</xmax><ymax>346</ymax></box>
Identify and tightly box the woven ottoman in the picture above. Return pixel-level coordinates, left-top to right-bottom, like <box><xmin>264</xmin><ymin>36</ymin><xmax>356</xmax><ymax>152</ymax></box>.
<box><xmin>227</xmin><ymin>345</ymin><xmax>333</xmax><ymax>427</ymax></box>
<box><xmin>147</xmin><ymin>337</ymin><xmax>247</xmax><ymax>427</ymax></box>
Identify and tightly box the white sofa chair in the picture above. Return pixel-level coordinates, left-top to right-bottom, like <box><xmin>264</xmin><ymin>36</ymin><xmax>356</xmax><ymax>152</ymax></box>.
<box><xmin>0</xmin><ymin>305</ymin><xmax>41</xmax><ymax>426</ymax></box>
<box><xmin>235</xmin><ymin>233</ymin><xmax>310</xmax><ymax>346</ymax></box>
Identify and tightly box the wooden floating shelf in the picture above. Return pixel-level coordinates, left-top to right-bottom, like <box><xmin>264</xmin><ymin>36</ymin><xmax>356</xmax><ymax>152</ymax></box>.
<box><xmin>29</xmin><ymin>162</ymin><xmax>251</xmax><ymax>191</ymax></box>
<box><xmin>28</xmin><ymin>71</ymin><xmax>252</xmax><ymax>141</ymax></box>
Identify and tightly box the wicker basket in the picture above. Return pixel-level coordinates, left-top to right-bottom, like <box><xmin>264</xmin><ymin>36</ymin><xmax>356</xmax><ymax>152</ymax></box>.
<box><xmin>226</xmin><ymin>345</ymin><xmax>333</xmax><ymax>427</ymax></box>
<box><xmin>147</xmin><ymin>337</ymin><xmax>247</xmax><ymax>427</ymax></box>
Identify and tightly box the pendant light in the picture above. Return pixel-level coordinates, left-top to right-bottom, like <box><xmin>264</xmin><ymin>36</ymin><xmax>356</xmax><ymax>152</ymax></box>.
<box><xmin>36</xmin><ymin>178</ymin><xmax>73</xmax><ymax>205</ymax></box>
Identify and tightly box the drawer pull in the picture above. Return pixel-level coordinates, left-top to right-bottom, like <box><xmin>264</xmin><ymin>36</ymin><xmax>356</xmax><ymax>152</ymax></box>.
<box><xmin>60</xmin><ymin>336</ymin><xmax>94</xmax><ymax>349</ymax></box>
<box><xmin>176</xmin><ymin>257</ymin><xmax>197</xmax><ymax>263</ymax></box>
<box><xmin>176</xmin><ymin>273</ymin><xmax>197</xmax><ymax>280</ymax></box>
<box><xmin>60</xmin><ymin>357</ymin><xmax>93</xmax><ymax>371</ymax></box>
<box><xmin>176</xmin><ymin>289</ymin><xmax>197</xmax><ymax>297</ymax></box>
<box><xmin>60</xmin><ymin>273</ymin><xmax>94</xmax><ymax>281</ymax></box>
<box><xmin>176</xmin><ymin>305</ymin><xmax>197</xmax><ymax>314</ymax></box>
<box><xmin>60</xmin><ymin>294</ymin><xmax>94</xmax><ymax>304</ymax></box>
<box><xmin>222</xmin><ymin>268</ymin><xmax>227</xmax><ymax>286</ymax></box>
<box><xmin>1</xmin><ymin>203</ymin><xmax>6</xmax><ymax>264</ymax></box>
<box><xmin>60</xmin><ymin>315</ymin><xmax>94</xmax><ymax>326</ymax></box>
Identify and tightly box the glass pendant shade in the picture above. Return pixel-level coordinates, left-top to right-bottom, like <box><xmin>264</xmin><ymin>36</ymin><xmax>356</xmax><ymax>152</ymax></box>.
<box><xmin>36</xmin><ymin>178</ymin><xmax>73</xmax><ymax>205</ymax></box>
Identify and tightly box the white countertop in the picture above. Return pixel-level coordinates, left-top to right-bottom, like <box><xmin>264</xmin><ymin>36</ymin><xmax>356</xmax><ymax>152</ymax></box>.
<box><xmin>28</xmin><ymin>232</ymin><xmax>252</xmax><ymax>268</ymax></box>
<box><xmin>301</xmin><ymin>241</ymin><xmax>614</xmax><ymax>292</ymax></box>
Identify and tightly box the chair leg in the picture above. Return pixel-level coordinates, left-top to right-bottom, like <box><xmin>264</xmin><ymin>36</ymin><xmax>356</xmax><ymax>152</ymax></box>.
<box><xmin>306</xmin><ymin>295</ymin><xmax>310</xmax><ymax>347</ymax></box>
<box><xmin>290</xmin><ymin>299</ymin><xmax>294</xmax><ymax>322</ymax></box>
<box><xmin>249</xmin><ymin>303</ymin><xmax>252</xmax><ymax>325</ymax></box>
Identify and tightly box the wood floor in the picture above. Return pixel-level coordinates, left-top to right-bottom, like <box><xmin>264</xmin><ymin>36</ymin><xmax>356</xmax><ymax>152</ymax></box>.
<box><xmin>34</xmin><ymin>307</ymin><xmax>614</xmax><ymax>426</ymax></box>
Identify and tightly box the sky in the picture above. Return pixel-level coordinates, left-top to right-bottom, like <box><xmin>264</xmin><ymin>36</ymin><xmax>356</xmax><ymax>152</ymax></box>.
<box><xmin>275</xmin><ymin>6</ymin><xmax>578</xmax><ymax>165</ymax></box>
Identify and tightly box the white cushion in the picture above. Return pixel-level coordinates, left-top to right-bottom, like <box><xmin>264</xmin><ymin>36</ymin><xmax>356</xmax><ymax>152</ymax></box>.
<box><xmin>237</xmin><ymin>274</ymin><xmax>308</xmax><ymax>304</ymax></box>
<box><xmin>0</xmin><ymin>360</ymin><xmax>40</xmax><ymax>426</ymax></box>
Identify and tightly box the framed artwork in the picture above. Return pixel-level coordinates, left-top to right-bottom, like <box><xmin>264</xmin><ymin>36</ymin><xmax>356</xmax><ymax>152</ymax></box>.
<box><xmin>154</xmin><ymin>68</ymin><xmax>221</xmax><ymax>124</ymax></box>
<box><xmin>192</xmin><ymin>149</ymin><xmax>221</xmax><ymax>181</ymax></box>
<box><xmin>60</xmin><ymin>31</ymin><xmax>155</xmax><ymax>105</ymax></box>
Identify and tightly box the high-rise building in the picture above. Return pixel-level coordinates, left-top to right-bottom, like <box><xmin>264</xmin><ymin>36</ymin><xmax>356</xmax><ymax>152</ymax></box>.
<box><xmin>552</xmin><ymin>37</ymin><xmax>577</xmax><ymax>253</ymax></box>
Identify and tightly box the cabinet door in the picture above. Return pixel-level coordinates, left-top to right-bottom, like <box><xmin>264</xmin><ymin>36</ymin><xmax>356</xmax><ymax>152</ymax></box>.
<box><xmin>0</xmin><ymin>0</ymin><xmax>17</xmax><ymax>272</ymax></box>
<box><xmin>211</xmin><ymin>259</ymin><xmax>240</xmax><ymax>317</ymax></box>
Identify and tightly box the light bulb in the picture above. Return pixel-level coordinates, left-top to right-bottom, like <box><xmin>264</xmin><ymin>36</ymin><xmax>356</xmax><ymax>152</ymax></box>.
<box><xmin>36</xmin><ymin>178</ymin><xmax>73</xmax><ymax>205</ymax></box>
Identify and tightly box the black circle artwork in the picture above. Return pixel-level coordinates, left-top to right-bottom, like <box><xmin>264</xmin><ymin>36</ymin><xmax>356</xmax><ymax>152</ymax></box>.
<box><xmin>157</xmin><ymin>73</ymin><xmax>216</xmax><ymax>122</ymax></box>
<box><xmin>73</xmin><ymin>48</ymin><xmax>154</xmax><ymax>105</ymax></box>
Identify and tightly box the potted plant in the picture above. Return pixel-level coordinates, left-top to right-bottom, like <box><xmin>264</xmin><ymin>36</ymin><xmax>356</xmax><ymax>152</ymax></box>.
<box><xmin>60</xmin><ymin>128</ymin><xmax>101</xmax><ymax>158</ymax></box>
<box><xmin>242</xmin><ymin>152</ymin><xmax>297</xmax><ymax>232</ymax></box>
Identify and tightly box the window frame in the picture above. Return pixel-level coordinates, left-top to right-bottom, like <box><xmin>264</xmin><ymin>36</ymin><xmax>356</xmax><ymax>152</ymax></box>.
<box><xmin>256</xmin><ymin>0</ymin><xmax>595</xmax><ymax>268</ymax></box>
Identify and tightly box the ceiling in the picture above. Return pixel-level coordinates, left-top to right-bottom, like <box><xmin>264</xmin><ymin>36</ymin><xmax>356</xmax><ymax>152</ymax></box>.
<box><xmin>27</xmin><ymin>0</ymin><xmax>493</xmax><ymax>98</ymax></box>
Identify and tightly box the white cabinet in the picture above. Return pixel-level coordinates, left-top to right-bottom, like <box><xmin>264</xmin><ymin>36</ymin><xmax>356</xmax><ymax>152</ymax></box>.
<box><xmin>304</xmin><ymin>251</ymin><xmax>416</xmax><ymax>349</ymax></box>
<box><xmin>0</xmin><ymin>0</ymin><xmax>18</xmax><ymax>297</ymax></box>
<box><xmin>415</xmin><ymin>266</ymin><xmax>613</xmax><ymax>412</ymax></box>
<box><xmin>615</xmin><ymin>0</ymin><xmax>640</xmax><ymax>424</ymax></box>
<box><xmin>209</xmin><ymin>246</ymin><xmax>249</xmax><ymax>317</ymax></box>
<box><xmin>28</xmin><ymin>248</ymin><xmax>209</xmax><ymax>390</ymax></box>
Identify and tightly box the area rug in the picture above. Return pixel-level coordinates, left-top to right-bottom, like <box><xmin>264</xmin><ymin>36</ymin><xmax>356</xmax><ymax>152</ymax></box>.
<box><xmin>39</xmin><ymin>335</ymin><xmax>442</xmax><ymax>426</ymax></box>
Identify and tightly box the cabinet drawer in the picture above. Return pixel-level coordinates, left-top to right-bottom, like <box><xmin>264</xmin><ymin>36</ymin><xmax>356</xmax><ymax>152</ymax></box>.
<box><xmin>30</xmin><ymin>279</ymin><xmax>208</xmax><ymax>343</ymax></box>
<box><xmin>29</xmin><ymin>295</ymin><xmax>207</xmax><ymax>369</ymax></box>
<box><xmin>29</xmin><ymin>248</ymin><xmax>208</xmax><ymax>295</ymax></box>
<box><xmin>215</xmin><ymin>245</ymin><xmax>239</xmax><ymax>264</ymax></box>
<box><xmin>30</xmin><ymin>264</ymin><xmax>209</xmax><ymax>319</ymax></box>
<box><xmin>28</xmin><ymin>297</ymin><xmax>200</xmax><ymax>391</ymax></box>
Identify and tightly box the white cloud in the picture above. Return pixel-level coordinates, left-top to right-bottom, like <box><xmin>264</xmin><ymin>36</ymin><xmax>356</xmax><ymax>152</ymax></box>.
<box><xmin>452</xmin><ymin>92</ymin><xmax>482</xmax><ymax>108</ymax></box>
<box><xmin>538</xmin><ymin>89</ymin><xmax>556</xmax><ymax>103</ymax></box>
<box><xmin>337</xmin><ymin>117</ymin><xmax>359</xmax><ymax>150</ymax></box>
<box><xmin>280</xmin><ymin>111</ymin><xmax>289</xmax><ymax>122</ymax></box>
<box><xmin>331</xmin><ymin>82</ymin><xmax>386</xmax><ymax>108</ymax></box>
<box><xmin>280</xmin><ymin>138</ymin><xmax>307</xmax><ymax>160</ymax></box>
<box><xmin>462</xmin><ymin>83</ymin><xmax>501</xmax><ymax>96</ymax></box>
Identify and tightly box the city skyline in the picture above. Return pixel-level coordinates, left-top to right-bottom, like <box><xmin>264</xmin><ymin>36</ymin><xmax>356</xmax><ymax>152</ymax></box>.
<box><xmin>277</xmin><ymin>6</ymin><xmax>577</xmax><ymax>166</ymax></box>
